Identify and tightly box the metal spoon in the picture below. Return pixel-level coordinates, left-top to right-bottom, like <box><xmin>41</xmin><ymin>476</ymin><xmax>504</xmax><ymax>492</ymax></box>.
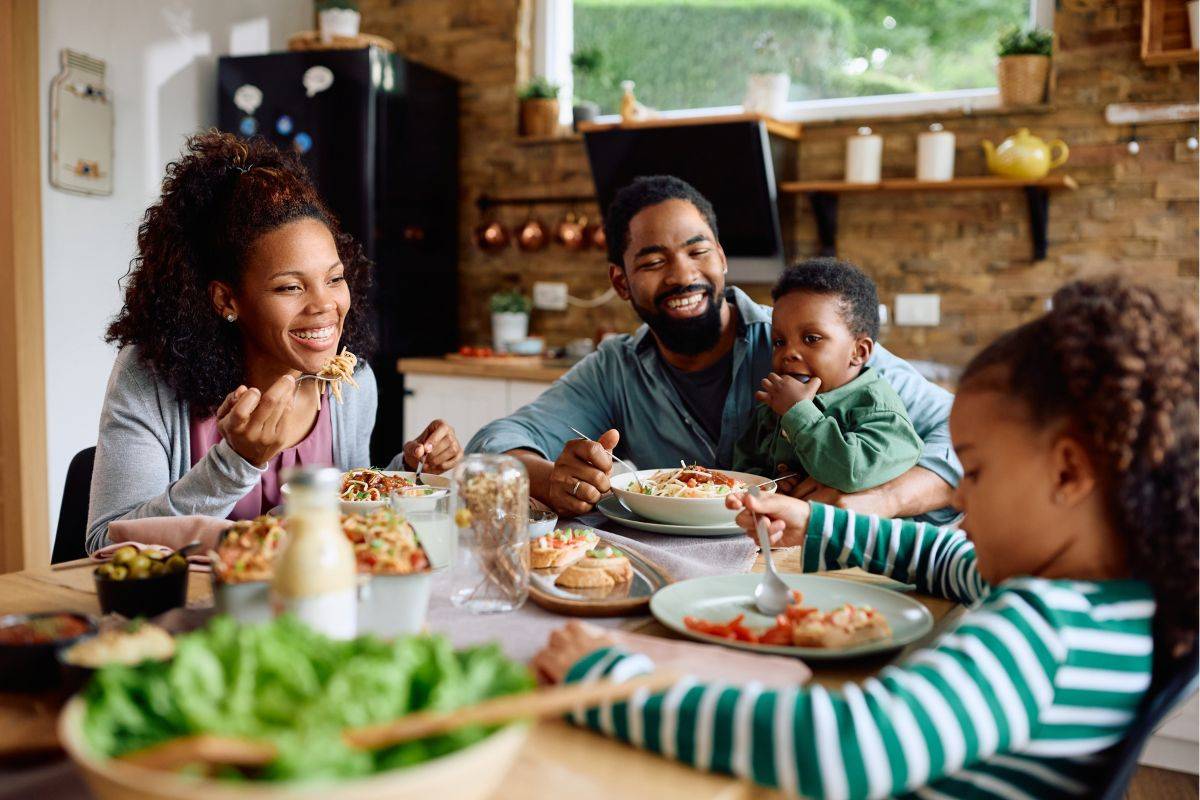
<box><xmin>566</xmin><ymin>425</ymin><xmax>644</xmax><ymax>491</ymax></box>
<box><xmin>749</xmin><ymin>484</ymin><xmax>789</xmax><ymax>617</ymax></box>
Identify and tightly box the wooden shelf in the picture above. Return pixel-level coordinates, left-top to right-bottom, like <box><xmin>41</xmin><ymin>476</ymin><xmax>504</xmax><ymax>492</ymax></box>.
<box><xmin>514</xmin><ymin>133</ymin><xmax>583</xmax><ymax>146</ymax></box>
<box><xmin>1142</xmin><ymin>0</ymin><xmax>1198</xmax><ymax>65</ymax></box>
<box><xmin>579</xmin><ymin>112</ymin><xmax>802</xmax><ymax>141</ymax></box>
<box><xmin>779</xmin><ymin>175</ymin><xmax>1078</xmax><ymax>193</ymax></box>
<box><xmin>782</xmin><ymin>175</ymin><xmax>1078</xmax><ymax>261</ymax></box>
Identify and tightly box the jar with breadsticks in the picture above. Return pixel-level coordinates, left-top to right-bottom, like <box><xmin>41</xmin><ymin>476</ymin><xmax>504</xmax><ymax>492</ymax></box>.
<box><xmin>450</xmin><ymin>454</ymin><xmax>530</xmax><ymax>613</ymax></box>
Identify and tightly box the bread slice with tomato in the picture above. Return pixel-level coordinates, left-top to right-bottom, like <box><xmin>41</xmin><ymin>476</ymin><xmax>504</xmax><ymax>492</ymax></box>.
<box><xmin>530</xmin><ymin>528</ymin><xmax>599</xmax><ymax>569</ymax></box>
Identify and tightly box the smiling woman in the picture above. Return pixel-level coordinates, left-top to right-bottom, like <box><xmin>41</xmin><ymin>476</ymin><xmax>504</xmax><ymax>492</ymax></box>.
<box><xmin>85</xmin><ymin>131</ymin><xmax>462</xmax><ymax>554</ymax></box>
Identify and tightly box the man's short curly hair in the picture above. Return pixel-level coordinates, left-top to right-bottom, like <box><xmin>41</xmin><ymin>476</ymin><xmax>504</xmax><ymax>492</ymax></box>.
<box><xmin>771</xmin><ymin>258</ymin><xmax>880</xmax><ymax>340</ymax></box>
<box><xmin>105</xmin><ymin>130</ymin><xmax>375</xmax><ymax>417</ymax></box>
<box><xmin>961</xmin><ymin>277</ymin><xmax>1199</xmax><ymax>654</ymax></box>
<box><xmin>603</xmin><ymin>175</ymin><xmax>719</xmax><ymax>266</ymax></box>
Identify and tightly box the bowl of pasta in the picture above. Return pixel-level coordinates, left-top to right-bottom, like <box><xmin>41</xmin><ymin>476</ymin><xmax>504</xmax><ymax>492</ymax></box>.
<box><xmin>609</xmin><ymin>465</ymin><xmax>774</xmax><ymax>527</ymax></box>
<box><xmin>286</xmin><ymin>468</ymin><xmax>452</xmax><ymax>515</ymax></box>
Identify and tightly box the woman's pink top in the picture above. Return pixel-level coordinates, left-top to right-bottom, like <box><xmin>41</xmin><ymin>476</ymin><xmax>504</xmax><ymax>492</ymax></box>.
<box><xmin>189</xmin><ymin>397</ymin><xmax>335</xmax><ymax>520</ymax></box>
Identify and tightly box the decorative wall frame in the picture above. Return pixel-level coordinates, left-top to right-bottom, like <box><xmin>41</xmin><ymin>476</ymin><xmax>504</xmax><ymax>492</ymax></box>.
<box><xmin>49</xmin><ymin>49</ymin><xmax>113</xmax><ymax>196</ymax></box>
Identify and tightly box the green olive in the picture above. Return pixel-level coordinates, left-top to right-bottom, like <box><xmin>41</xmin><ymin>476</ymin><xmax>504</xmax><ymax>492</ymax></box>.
<box><xmin>146</xmin><ymin>550</ymin><xmax>165</xmax><ymax>561</ymax></box>
<box><xmin>130</xmin><ymin>555</ymin><xmax>152</xmax><ymax>573</ymax></box>
<box><xmin>167</xmin><ymin>555</ymin><xmax>188</xmax><ymax>573</ymax></box>
<box><xmin>109</xmin><ymin>565</ymin><xmax>128</xmax><ymax>581</ymax></box>
<box><xmin>148</xmin><ymin>560</ymin><xmax>166</xmax><ymax>576</ymax></box>
<box><xmin>96</xmin><ymin>563</ymin><xmax>116</xmax><ymax>579</ymax></box>
<box><xmin>112</xmin><ymin>546</ymin><xmax>138</xmax><ymax>565</ymax></box>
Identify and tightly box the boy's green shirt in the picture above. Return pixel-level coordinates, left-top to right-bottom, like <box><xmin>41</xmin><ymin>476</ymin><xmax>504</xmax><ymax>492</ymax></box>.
<box><xmin>732</xmin><ymin>366</ymin><xmax>923</xmax><ymax>493</ymax></box>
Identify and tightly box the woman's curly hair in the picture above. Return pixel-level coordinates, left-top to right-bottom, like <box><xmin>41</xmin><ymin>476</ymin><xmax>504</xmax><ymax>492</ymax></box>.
<box><xmin>106</xmin><ymin>130</ymin><xmax>375</xmax><ymax>416</ymax></box>
<box><xmin>961</xmin><ymin>277</ymin><xmax>1198</xmax><ymax>654</ymax></box>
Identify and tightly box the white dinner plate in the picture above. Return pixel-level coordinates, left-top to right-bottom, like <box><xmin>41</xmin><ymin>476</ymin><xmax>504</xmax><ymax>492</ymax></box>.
<box><xmin>595</xmin><ymin>494</ymin><xmax>745</xmax><ymax>537</ymax></box>
<box><xmin>650</xmin><ymin>573</ymin><xmax>934</xmax><ymax>661</ymax></box>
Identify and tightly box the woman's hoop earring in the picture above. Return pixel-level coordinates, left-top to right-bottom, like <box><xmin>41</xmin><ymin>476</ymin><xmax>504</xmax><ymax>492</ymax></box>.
<box><xmin>225</xmin><ymin>314</ymin><xmax>237</xmax><ymax>322</ymax></box>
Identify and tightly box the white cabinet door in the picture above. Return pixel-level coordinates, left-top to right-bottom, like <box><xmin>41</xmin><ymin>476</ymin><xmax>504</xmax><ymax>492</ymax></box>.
<box><xmin>505</xmin><ymin>380</ymin><xmax>555</xmax><ymax>414</ymax></box>
<box><xmin>403</xmin><ymin>375</ymin><xmax>508</xmax><ymax>448</ymax></box>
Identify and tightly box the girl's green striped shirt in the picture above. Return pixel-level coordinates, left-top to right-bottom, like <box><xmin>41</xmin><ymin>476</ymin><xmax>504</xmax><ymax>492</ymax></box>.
<box><xmin>565</xmin><ymin>503</ymin><xmax>1155</xmax><ymax>799</ymax></box>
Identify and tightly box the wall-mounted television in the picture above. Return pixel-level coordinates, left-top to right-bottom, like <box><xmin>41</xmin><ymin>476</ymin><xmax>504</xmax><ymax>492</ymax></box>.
<box><xmin>583</xmin><ymin>119</ymin><xmax>789</xmax><ymax>283</ymax></box>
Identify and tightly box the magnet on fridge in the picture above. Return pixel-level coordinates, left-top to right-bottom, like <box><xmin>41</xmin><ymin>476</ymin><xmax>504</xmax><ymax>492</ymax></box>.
<box><xmin>302</xmin><ymin>66</ymin><xmax>334</xmax><ymax>97</ymax></box>
<box><xmin>233</xmin><ymin>84</ymin><xmax>263</xmax><ymax>116</ymax></box>
<box><xmin>238</xmin><ymin>116</ymin><xmax>258</xmax><ymax>136</ymax></box>
<box><xmin>276</xmin><ymin>115</ymin><xmax>294</xmax><ymax>136</ymax></box>
<box><xmin>293</xmin><ymin>132</ymin><xmax>313</xmax><ymax>154</ymax></box>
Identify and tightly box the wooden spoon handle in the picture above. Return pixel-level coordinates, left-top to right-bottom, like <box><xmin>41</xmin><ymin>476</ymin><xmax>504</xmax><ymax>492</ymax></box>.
<box><xmin>121</xmin><ymin>734</ymin><xmax>278</xmax><ymax>770</ymax></box>
<box><xmin>345</xmin><ymin>669</ymin><xmax>682</xmax><ymax>750</ymax></box>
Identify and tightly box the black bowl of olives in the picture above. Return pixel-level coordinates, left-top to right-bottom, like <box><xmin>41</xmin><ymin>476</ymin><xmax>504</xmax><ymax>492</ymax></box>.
<box><xmin>94</xmin><ymin>546</ymin><xmax>189</xmax><ymax>618</ymax></box>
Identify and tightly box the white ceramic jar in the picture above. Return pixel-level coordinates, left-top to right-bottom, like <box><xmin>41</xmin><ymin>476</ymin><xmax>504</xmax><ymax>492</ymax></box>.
<box><xmin>917</xmin><ymin>123</ymin><xmax>956</xmax><ymax>182</ymax></box>
<box><xmin>845</xmin><ymin>126</ymin><xmax>883</xmax><ymax>184</ymax></box>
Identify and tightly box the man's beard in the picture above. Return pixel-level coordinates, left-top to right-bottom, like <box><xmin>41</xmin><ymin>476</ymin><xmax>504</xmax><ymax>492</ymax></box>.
<box><xmin>631</xmin><ymin>283</ymin><xmax>726</xmax><ymax>356</ymax></box>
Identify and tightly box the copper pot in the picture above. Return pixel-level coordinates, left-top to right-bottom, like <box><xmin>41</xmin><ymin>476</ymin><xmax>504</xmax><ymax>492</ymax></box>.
<box><xmin>585</xmin><ymin>220</ymin><xmax>606</xmax><ymax>252</ymax></box>
<box><xmin>516</xmin><ymin>214</ymin><xmax>548</xmax><ymax>252</ymax></box>
<box><xmin>474</xmin><ymin>219</ymin><xmax>509</xmax><ymax>253</ymax></box>
<box><xmin>554</xmin><ymin>211</ymin><xmax>586</xmax><ymax>250</ymax></box>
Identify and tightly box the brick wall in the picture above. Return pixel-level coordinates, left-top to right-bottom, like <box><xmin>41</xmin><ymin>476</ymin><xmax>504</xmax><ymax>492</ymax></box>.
<box><xmin>361</xmin><ymin>0</ymin><xmax>1197</xmax><ymax>366</ymax></box>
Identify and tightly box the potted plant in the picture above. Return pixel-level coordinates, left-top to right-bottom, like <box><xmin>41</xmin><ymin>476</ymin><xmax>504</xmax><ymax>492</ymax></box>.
<box><xmin>317</xmin><ymin>0</ymin><xmax>360</xmax><ymax>43</ymax></box>
<box><xmin>490</xmin><ymin>290</ymin><xmax>532</xmax><ymax>352</ymax></box>
<box><xmin>570</xmin><ymin>48</ymin><xmax>605</xmax><ymax>130</ymax></box>
<box><xmin>743</xmin><ymin>31</ymin><xmax>791</xmax><ymax>118</ymax></box>
<box><xmin>996</xmin><ymin>26</ymin><xmax>1053</xmax><ymax>107</ymax></box>
<box><xmin>518</xmin><ymin>77</ymin><xmax>561</xmax><ymax>138</ymax></box>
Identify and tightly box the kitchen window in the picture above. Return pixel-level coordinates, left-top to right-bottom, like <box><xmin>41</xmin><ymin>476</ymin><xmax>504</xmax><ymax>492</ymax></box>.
<box><xmin>533</xmin><ymin>0</ymin><xmax>1054</xmax><ymax>123</ymax></box>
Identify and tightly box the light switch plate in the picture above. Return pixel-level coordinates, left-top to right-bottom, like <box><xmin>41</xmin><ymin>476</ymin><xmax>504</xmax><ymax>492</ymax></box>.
<box><xmin>533</xmin><ymin>281</ymin><xmax>568</xmax><ymax>311</ymax></box>
<box><xmin>894</xmin><ymin>294</ymin><xmax>940</xmax><ymax>326</ymax></box>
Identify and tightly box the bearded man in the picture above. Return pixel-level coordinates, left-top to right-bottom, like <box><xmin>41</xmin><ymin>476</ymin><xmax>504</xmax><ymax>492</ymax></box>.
<box><xmin>466</xmin><ymin>176</ymin><xmax>960</xmax><ymax>523</ymax></box>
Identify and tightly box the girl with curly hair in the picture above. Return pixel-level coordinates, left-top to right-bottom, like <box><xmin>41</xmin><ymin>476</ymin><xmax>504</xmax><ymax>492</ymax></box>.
<box><xmin>536</xmin><ymin>277</ymin><xmax>1198</xmax><ymax>799</ymax></box>
<box><xmin>86</xmin><ymin>131</ymin><xmax>462</xmax><ymax>553</ymax></box>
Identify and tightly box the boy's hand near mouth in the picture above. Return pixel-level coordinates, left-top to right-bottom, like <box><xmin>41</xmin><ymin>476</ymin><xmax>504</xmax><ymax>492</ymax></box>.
<box><xmin>756</xmin><ymin>371</ymin><xmax>822</xmax><ymax>416</ymax></box>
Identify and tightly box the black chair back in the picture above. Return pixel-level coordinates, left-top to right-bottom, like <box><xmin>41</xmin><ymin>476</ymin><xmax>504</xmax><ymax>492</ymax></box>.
<box><xmin>1094</xmin><ymin>643</ymin><xmax>1199</xmax><ymax>799</ymax></box>
<box><xmin>51</xmin><ymin>446</ymin><xmax>96</xmax><ymax>564</ymax></box>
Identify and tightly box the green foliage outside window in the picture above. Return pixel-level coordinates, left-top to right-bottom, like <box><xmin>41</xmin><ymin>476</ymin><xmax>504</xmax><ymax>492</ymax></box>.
<box><xmin>573</xmin><ymin>0</ymin><xmax>1029</xmax><ymax>113</ymax></box>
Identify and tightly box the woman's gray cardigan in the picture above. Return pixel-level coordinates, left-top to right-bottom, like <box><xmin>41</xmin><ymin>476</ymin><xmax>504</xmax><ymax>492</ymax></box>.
<box><xmin>85</xmin><ymin>346</ymin><xmax>384</xmax><ymax>554</ymax></box>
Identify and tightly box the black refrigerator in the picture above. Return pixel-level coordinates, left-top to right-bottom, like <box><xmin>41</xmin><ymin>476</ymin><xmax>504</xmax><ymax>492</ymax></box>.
<box><xmin>217</xmin><ymin>47</ymin><xmax>459</xmax><ymax>464</ymax></box>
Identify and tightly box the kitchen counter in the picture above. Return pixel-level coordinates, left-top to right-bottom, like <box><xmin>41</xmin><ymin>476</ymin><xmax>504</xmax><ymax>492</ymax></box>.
<box><xmin>397</xmin><ymin>356</ymin><xmax>574</xmax><ymax>383</ymax></box>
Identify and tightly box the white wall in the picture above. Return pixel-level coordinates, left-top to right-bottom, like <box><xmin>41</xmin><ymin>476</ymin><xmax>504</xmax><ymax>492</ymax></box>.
<box><xmin>40</xmin><ymin>0</ymin><xmax>314</xmax><ymax>545</ymax></box>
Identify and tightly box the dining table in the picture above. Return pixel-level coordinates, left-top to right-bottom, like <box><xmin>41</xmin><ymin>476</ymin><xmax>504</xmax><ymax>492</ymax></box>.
<box><xmin>0</xmin><ymin>547</ymin><xmax>959</xmax><ymax>800</ymax></box>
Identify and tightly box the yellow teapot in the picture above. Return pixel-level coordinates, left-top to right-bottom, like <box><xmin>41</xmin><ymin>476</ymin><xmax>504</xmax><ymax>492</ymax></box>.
<box><xmin>982</xmin><ymin>128</ymin><xmax>1069</xmax><ymax>180</ymax></box>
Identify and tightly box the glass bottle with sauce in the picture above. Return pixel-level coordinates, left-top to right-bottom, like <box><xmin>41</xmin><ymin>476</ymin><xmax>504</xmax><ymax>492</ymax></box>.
<box><xmin>271</xmin><ymin>466</ymin><xmax>357</xmax><ymax>639</ymax></box>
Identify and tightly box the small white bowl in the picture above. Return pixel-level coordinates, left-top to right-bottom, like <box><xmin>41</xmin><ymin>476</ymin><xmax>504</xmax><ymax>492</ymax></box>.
<box><xmin>609</xmin><ymin>469</ymin><xmax>775</xmax><ymax>527</ymax></box>
<box><xmin>284</xmin><ymin>471</ymin><xmax>452</xmax><ymax>515</ymax></box>
<box><xmin>527</xmin><ymin>497</ymin><xmax>558</xmax><ymax>538</ymax></box>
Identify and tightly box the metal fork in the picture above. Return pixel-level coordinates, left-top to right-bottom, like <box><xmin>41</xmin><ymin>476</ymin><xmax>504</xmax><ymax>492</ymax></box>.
<box><xmin>566</xmin><ymin>425</ymin><xmax>644</xmax><ymax>491</ymax></box>
<box><xmin>295</xmin><ymin>373</ymin><xmax>336</xmax><ymax>386</ymax></box>
<box><xmin>749</xmin><ymin>484</ymin><xmax>790</xmax><ymax>616</ymax></box>
<box><xmin>414</xmin><ymin>455</ymin><xmax>427</xmax><ymax>486</ymax></box>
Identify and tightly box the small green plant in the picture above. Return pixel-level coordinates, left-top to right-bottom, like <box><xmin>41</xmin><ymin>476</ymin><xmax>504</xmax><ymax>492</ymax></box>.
<box><xmin>750</xmin><ymin>30</ymin><xmax>793</xmax><ymax>74</ymax></box>
<box><xmin>490</xmin><ymin>290</ymin><xmax>532</xmax><ymax>315</ymax></box>
<box><xmin>518</xmin><ymin>77</ymin><xmax>561</xmax><ymax>101</ymax></box>
<box><xmin>316</xmin><ymin>0</ymin><xmax>359</xmax><ymax>11</ymax></box>
<box><xmin>997</xmin><ymin>26</ymin><xmax>1053</xmax><ymax>57</ymax></box>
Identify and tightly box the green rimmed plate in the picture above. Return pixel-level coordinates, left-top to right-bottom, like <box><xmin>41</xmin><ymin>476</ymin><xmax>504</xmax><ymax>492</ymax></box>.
<box><xmin>650</xmin><ymin>573</ymin><xmax>934</xmax><ymax>660</ymax></box>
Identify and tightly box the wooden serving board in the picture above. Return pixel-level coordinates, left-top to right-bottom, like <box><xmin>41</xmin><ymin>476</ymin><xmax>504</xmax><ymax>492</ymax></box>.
<box><xmin>528</xmin><ymin>539</ymin><xmax>671</xmax><ymax>617</ymax></box>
